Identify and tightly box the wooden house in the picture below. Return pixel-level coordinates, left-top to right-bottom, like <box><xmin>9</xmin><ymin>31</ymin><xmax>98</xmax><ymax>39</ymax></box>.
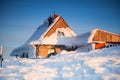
<box><xmin>75</xmin><ymin>29</ymin><xmax>120</xmax><ymax>50</ymax></box>
<box><xmin>26</xmin><ymin>14</ymin><xmax>76</xmax><ymax>58</ymax></box>
<box><xmin>92</xmin><ymin>29</ymin><xmax>120</xmax><ymax>49</ymax></box>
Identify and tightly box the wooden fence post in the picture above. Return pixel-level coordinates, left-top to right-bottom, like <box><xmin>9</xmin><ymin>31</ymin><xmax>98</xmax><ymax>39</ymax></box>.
<box><xmin>0</xmin><ymin>46</ymin><xmax>3</xmax><ymax>67</ymax></box>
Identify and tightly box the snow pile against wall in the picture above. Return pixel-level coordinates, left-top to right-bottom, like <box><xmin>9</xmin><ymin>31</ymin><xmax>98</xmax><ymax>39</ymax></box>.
<box><xmin>10</xmin><ymin>44</ymin><xmax>35</xmax><ymax>58</ymax></box>
<box><xmin>58</xmin><ymin>37</ymin><xmax>75</xmax><ymax>46</ymax></box>
<box><xmin>75</xmin><ymin>32</ymin><xmax>90</xmax><ymax>45</ymax></box>
<box><xmin>75</xmin><ymin>29</ymin><xmax>99</xmax><ymax>45</ymax></box>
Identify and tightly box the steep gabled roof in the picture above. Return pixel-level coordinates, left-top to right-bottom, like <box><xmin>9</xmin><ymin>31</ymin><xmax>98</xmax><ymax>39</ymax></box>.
<box><xmin>42</xmin><ymin>16</ymin><xmax>76</xmax><ymax>38</ymax></box>
<box><xmin>26</xmin><ymin>14</ymin><xmax>76</xmax><ymax>44</ymax></box>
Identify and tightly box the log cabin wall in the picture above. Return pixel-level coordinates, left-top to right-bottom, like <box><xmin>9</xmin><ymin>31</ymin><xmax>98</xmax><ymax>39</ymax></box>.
<box><xmin>35</xmin><ymin>44</ymin><xmax>64</xmax><ymax>57</ymax></box>
<box><xmin>93</xmin><ymin>30</ymin><xmax>120</xmax><ymax>42</ymax></box>
<box><xmin>39</xmin><ymin>45</ymin><xmax>49</xmax><ymax>57</ymax></box>
<box><xmin>38</xmin><ymin>45</ymin><xmax>54</xmax><ymax>57</ymax></box>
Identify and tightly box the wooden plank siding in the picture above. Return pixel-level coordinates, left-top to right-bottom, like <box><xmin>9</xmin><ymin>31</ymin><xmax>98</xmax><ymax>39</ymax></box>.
<box><xmin>93</xmin><ymin>30</ymin><xmax>120</xmax><ymax>42</ymax></box>
<box><xmin>35</xmin><ymin>44</ymin><xmax>64</xmax><ymax>57</ymax></box>
<box><xmin>35</xmin><ymin>45</ymin><xmax>54</xmax><ymax>57</ymax></box>
<box><xmin>39</xmin><ymin>45</ymin><xmax>49</xmax><ymax>57</ymax></box>
<box><xmin>44</xmin><ymin>17</ymin><xmax>71</xmax><ymax>38</ymax></box>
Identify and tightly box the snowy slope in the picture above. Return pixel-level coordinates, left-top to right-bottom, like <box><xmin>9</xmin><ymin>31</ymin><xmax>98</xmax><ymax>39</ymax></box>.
<box><xmin>1</xmin><ymin>46</ymin><xmax>120</xmax><ymax>80</ymax></box>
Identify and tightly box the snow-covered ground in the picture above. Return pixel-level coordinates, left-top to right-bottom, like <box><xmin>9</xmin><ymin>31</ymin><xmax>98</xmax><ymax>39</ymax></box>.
<box><xmin>0</xmin><ymin>46</ymin><xmax>120</xmax><ymax>80</ymax></box>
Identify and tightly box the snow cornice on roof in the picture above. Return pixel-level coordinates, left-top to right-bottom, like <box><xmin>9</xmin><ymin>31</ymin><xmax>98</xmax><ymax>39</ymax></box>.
<box><xmin>87</xmin><ymin>29</ymin><xmax>98</xmax><ymax>43</ymax></box>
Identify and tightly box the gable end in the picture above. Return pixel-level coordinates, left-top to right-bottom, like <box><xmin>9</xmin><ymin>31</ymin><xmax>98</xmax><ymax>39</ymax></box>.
<box><xmin>43</xmin><ymin>17</ymin><xmax>75</xmax><ymax>38</ymax></box>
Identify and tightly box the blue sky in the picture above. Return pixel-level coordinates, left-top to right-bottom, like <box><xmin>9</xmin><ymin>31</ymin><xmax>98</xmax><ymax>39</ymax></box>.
<box><xmin>0</xmin><ymin>0</ymin><xmax>120</xmax><ymax>58</ymax></box>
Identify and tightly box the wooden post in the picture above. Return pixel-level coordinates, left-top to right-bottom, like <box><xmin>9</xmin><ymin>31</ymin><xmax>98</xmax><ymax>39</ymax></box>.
<box><xmin>0</xmin><ymin>46</ymin><xmax>3</xmax><ymax>67</ymax></box>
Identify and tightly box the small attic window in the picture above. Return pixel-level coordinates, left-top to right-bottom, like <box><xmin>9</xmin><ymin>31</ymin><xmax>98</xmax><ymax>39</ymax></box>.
<box><xmin>57</xmin><ymin>31</ymin><xmax>64</xmax><ymax>37</ymax></box>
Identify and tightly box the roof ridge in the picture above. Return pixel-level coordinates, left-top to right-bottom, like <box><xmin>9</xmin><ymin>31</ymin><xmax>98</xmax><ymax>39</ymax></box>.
<box><xmin>41</xmin><ymin>16</ymin><xmax>61</xmax><ymax>39</ymax></box>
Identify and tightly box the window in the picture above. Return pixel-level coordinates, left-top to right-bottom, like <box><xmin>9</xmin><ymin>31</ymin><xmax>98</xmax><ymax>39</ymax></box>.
<box><xmin>57</xmin><ymin>31</ymin><xmax>64</xmax><ymax>37</ymax></box>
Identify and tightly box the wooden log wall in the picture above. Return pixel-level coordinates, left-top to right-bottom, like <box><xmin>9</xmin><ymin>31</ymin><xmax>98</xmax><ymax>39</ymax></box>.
<box><xmin>93</xmin><ymin>30</ymin><xmax>120</xmax><ymax>42</ymax></box>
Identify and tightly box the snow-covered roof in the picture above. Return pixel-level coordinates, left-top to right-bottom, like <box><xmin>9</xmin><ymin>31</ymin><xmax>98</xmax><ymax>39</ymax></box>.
<box><xmin>26</xmin><ymin>15</ymin><xmax>76</xmax><ymax>45</ymax></box>
<box><xmin>26</xmin><ymin>16</ymin><xmax>60</xmax><ymax>44</ymax></box>
<box><xmin>73</xmin><ymin>29</ymin><xmax>97</xmax><ymax>45</ymax></box>
<box><xmin>41</xmin><ymin>16</ymin><xmax>61</xmax><ymax>39</ymax></box>
<box><xmin>55</xmin><ymin>29</ymin><xmax>97</xmax><ymax>46</ymax></box>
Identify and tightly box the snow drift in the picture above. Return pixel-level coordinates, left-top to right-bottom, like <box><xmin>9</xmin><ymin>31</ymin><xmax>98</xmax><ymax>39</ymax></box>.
<box><xmin>1</xmin><ymin>46</ymin><xmax>120</xmax><ymax>80</ymax></box>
